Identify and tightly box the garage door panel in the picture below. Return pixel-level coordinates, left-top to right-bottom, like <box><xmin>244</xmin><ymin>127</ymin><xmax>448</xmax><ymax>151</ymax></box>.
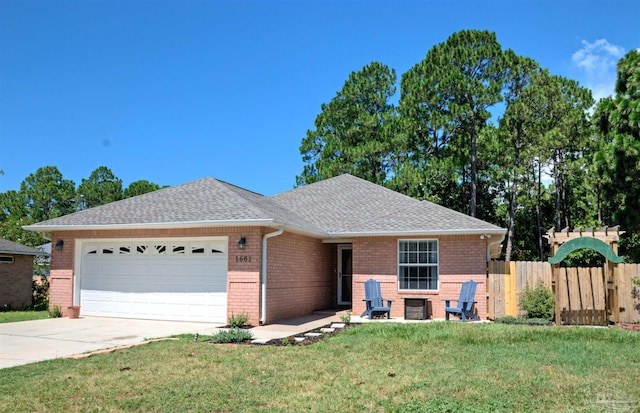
<box><xmin>79</xmin><ymin>239</ymin><xmax>228</xmax><ymax>322</ymax></box>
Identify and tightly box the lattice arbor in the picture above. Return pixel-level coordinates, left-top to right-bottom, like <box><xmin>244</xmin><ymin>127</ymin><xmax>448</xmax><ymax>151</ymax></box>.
<box><xmin>546</xmin><ymin>227</ymin><xmax>624</xmax><ymax>325</ymax></box>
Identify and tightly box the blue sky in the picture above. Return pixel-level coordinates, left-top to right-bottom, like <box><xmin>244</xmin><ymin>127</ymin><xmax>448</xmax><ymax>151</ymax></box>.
<box><xmin>1</xmin><ymin>0</ymin><xmax>638</xmax><ymax>196</ymax></box>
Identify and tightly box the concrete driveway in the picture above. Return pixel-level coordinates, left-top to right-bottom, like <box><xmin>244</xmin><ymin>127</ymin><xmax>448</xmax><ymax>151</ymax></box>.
<box><xmin>0</xmin><ymin>317</ymin><xmax>222</xmax><ymax>369</ymax></box>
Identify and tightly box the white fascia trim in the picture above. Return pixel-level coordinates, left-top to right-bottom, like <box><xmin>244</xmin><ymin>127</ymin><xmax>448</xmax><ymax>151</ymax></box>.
<box><xmin>23</xmin><ymin>219</ymin><xmax>277</xmax><ymax>232</ymax></box>
<box><xmin>328</xmin><ymin>229</ymin><xmax>507</xmax><ymax>238</ymax></box>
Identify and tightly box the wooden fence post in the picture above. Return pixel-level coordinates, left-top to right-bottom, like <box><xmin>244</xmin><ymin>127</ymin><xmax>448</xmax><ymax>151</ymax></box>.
<box><xmin>503</xmin><ymin>261</ymin><xmax>517</xmax><ymax>317</ymax></box>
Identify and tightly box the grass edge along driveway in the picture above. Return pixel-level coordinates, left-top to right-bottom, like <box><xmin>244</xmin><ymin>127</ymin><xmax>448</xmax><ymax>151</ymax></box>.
<box><xmin>0</xmin><ymin>310</ymin><xmax>50</xmax><ymax>323</ymax></box>
<box><xmin>1</xmin><ymin>322</ymin><xmax>638</xmax><ymax>412</ymax></box>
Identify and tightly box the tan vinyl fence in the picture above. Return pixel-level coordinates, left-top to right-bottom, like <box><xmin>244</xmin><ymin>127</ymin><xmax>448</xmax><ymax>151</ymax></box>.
<box><xmin>487</xmin><ymin>261</ymin><xmax>640</xmax><ymax>324</ymax></box>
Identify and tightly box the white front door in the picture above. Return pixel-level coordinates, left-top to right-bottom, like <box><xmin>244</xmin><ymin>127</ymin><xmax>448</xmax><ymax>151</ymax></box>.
<box><xmin>337</xmin><ymin>245</ymin><xmax>352</xmax><ymax>305</ymax></box>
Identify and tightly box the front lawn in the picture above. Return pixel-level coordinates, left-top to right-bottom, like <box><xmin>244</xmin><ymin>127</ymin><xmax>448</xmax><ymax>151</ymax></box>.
<box><xmin>1</xmin><ymin>323</ymin><xmax>638</xmax><ymax>412</ymax></box>
<box><xmin>0</xmin><ymin>310</ymin><xmax>50</xmax><ymax>324</ymax></box>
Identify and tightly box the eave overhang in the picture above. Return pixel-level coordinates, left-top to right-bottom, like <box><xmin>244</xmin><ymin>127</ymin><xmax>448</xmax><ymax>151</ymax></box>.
<box><xmin>23</xmin><ymin>219</ymin><xmax>329</xmax><ymax>239</ymax></box>
<box><xmin>327</xmin><ymin>228</ymin><xmax>506</xmax><ymax>238</ymax></box>
<box><xmin>0</xmin><ymin>250</ymin><xmax>49</xmax><ymax>256</ymax></box>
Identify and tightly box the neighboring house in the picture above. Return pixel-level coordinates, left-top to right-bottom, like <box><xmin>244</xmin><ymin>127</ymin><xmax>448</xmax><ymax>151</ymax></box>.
<box><xmin>0</xmin><ymin>238</ymin><xmax>48</xmax><ymax>310</ymax></box>
<box><xmin>25</xmin><ymin>174</ymin><xmax>505</xmax><ymax>324</ymax></box>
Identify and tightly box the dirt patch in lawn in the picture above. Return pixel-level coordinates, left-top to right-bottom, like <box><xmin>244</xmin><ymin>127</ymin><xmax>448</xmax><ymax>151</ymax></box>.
<box><xmin>618</xmin><ymin>323</ymin><xmax>640</xmax><ymax>332</ymax></box>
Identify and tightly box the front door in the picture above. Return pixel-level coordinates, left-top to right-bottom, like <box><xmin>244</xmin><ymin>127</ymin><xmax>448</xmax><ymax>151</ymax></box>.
<box><xmin>337</xmin><ymin>245</ymin><xmax>352</xmax><ymax>305</ymax></box>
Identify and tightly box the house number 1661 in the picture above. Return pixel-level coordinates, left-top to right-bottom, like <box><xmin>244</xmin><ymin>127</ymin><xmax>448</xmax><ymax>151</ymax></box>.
<box><xmin>235</xmin><ymin>255</ymin><xmax>251</xmax><ymax>263</ymax></box>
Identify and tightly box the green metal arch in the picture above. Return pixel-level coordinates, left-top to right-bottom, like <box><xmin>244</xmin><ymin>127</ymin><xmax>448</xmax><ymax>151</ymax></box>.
<box><xmin>548</xmin><ymin>236</ymin><xmax>623</xmax><ymax>264</ymax></box>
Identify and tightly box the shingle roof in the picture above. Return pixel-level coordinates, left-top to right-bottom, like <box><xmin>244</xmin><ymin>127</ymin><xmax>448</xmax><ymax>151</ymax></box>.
<box><xmin>333</xmin><ymin>200</ymin><xmax>504</xmax><ymax>235</ymax></box>
<box><xmin>271</xmin><ymin>174</ymin><xmax>420</xmax><ymax>233</ymax></box>
<box><xmin>0</xmin><ymin>238</ymin><xmax>48</xmax><ymax>256</ymax></box>
<box><xmin>25</xmin><ymin>174</ymin><xmax>505</xmax><ymax>237</ymax></box>
<box><xmin>26</xmin><ymin>178</ymin><xmax>278</xmax><ymax>226</ymax></box>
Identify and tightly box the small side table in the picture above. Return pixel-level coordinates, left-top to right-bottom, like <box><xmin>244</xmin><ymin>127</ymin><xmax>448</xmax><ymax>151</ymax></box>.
<box><xmin>404</xmin><ymin>297</ymin><xmax>429</xmax><ymax>320</ymax></box>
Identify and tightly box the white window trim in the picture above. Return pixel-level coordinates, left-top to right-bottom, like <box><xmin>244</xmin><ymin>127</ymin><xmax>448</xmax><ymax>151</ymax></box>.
<box><xmin>0</xmin><ymin>255</ymin><xmax>15</xmax><ymax>264</ymax></box>
<box><xmin>397</xmin><ymin>239</ymin><xmax>439</xmax><ymax>292</ymax></box>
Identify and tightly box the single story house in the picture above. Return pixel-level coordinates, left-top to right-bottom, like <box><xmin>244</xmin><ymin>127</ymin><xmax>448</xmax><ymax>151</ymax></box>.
<box><xmin>25</xmin><ymin>174</ymin><xmax>505</xmax><ymax>324</ymax></box>
<box><xmin>0</xmin><ymin>238</ymin><xmax>48</xmax><ymax>310</ymax></box>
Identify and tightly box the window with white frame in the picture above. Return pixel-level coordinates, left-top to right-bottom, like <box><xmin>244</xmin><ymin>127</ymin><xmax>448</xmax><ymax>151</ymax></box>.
<box><xmin>0</xmin><ymin>255</ymin><xmax>15</xmax><ymax>264</ymax></box>
<box><xmin>398</xmin><ymin>240</ymin><xmax>438</xmax><ymax>290</ymax></box>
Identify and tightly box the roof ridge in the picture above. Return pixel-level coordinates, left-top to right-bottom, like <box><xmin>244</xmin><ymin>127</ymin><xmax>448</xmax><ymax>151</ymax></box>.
<box><xmin>214</xmin><ymin>178</ymin><xmax>265</xmax><ymax>197</ymax></box>
<box><xmin>415</xmin><ymin>200</ymin><xmax>500</xmax><ymax>225</ymax></box>
<box><xmin>272</xmin><ymin>174</ymin><xmax>416</xmax><ymax>202</ymax></box>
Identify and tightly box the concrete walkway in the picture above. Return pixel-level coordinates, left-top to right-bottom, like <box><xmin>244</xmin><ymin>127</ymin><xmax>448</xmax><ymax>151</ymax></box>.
<box><xmin>242</xmin><ymin>309</ymin><xmax>349</xmax><ymax>341</ymax></box>
<box><xmin>0</xmin><ymin>310</ymin><xmax>350</xmax><ymax>369</ymax></box>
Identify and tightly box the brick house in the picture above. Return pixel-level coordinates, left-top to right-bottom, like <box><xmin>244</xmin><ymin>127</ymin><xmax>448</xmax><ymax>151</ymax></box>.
<box><xmin>0</xmin><ymin>238</ymin><xmax>48</xmax><ymax>310</ymax></box>
<box><xmin>25</xmin><ymin>174</ymin><xmax>505</xmax><ymax>324</ymax></box>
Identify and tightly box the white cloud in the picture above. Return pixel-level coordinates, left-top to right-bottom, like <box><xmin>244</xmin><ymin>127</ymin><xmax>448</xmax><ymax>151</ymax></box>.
<box><xmin>571</xmin><ymin>39</ymin><xmax>625</xmax><ymax>101</ymax></box>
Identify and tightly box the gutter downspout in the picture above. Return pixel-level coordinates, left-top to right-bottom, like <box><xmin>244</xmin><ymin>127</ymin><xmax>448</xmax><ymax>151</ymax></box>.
<box><xmin>486</xmin><ymin>232</ymin><xmax>506</xmax><ymax>262</ymax></box>
<box><xmin>260</xmin><ymin>225</ymin><xmax>285</xmax><ymax>325</ymax></box>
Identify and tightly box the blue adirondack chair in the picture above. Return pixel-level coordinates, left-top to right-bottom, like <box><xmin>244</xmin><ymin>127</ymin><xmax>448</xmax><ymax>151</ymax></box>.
<box><xmin>443</xmin><ymin>280</ymin><xmax>480</xmax><ymax>321</ymax></box>
<box><xmin>361</xmin><ymin>279</ymin><xmax>394</xmax><ymax>319</ymax></box>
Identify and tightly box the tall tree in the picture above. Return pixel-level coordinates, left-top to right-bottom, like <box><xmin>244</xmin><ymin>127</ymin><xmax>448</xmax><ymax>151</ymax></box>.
<box><xmin>539</xmin><ymin>76</ymin><xmax>593</xmax><ymax>231</ymax></box>
<box><xmin>124</xmin><ymin>180</ymin><xmax>162</xmax><ymax>198</ymax></box>
<box><xmin>20</xmin><ymin>166</ymin><xmax>76</xmax><ymax>222</ymax></box>
<box><xmin>0</xmin><ymin>190</ymin><xmax>45</xmax><ymax>246</ymax></box>
<box><xmin>594</xmin><ymin>50</ymin><xmax>640</xmax><ymax>232</ymax></box>
<box><xmin>77</xmin><ymin>166</ymin><xmax>123</xmax><ymax>208</ymax></box>
<box><xmin>399</xmin><ymin>30</ymin><xmax>506</xmax><ymax>217</ymax></box>
<box><xmin>297</xmin><ymin>62</ymin><xmax>398</xmax><ymax>186</ymax></box>
<box><xmin>495</xmin><ymin>53</ymin><xmax>544</xmax><ymax>260</ymax></box>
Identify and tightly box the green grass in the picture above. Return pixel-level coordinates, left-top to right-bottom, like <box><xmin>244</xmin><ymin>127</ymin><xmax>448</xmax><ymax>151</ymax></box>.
<box><xmin>0</xmin><ymin>310</ymin><xmax>50</xmax><ymax>323</ymax></box>
<box><xmin>1</xmin><ymin>323</ymin><xmax>639</xmax><ymax>412</ymax></box>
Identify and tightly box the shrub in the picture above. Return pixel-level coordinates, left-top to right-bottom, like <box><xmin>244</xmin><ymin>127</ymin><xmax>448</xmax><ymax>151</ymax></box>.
<box><xmin>211</xmin><ymin>328</ymin><xmax>253</xmax><ymax>343</ymax></box>
<box><xmin>228</xmin><ymin>312</ymin><xmax>250</xmax><ymax>328</ymax></box>
<box><xmin>49</xmin><ymin>305</ymin><xmax>62</xmax><ymax>318</ymax></box>
<box><xmin>340</xmin><ymin>310</ymin><xmax>352</xmax><ymax>325</ymax></box>
<box><xmin>32</xmin><ymin>275</ymin><xmax>49</xmax><ymax>311</ymax></box>
<box><xmin>281</xmin><ymin>336</ymin><xmax>296</xmax><ymax>346</ymax></box>
<box><xmin>519</xmin><ymin>283</ymin><xmax>555</xmax><ymax>320</ymax></box>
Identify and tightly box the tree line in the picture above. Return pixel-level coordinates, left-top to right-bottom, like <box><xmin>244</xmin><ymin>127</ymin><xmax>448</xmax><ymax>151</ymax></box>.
<box><xmin>0</xmin><ymin>166</ymin><xmax>163</xmax><ymax>246</ymax></box>
<box><xmin>2</xmin><ymin>30</ymin><xmax>637</xmax><ymax>263</ymax></box>
<box><xmin>298</xmin><ymin>30</ymin><xmax>640</xmax><ymax>263</ymax></box>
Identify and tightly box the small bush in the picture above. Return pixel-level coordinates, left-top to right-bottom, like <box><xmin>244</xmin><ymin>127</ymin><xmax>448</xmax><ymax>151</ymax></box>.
<box><xmin>228</xmin><ymin>312</ymin><xmax>250</xmax><ymax>328</ymax></box>
<box><xmin>494</xmin><ymin>316</ymin><xmax>550</xmax><ymax>326</ymax></box>
<box><xmin>49</xmin><ymin>305</ymin><xmax>62</xmax><ymax>318</ymax></box>
<box><xmin>519</xmin><ymin>283</ymin><xmax>555</xmax><ymax>320</ymax></box>
<box><xmin>211</xmin><ymin>328</ymin><xmax>253</xmax><ymax>343</ymax></box>
<box><xmin>32</xmin><ymin>275</ymin><xmax>49</xmax><ymax>311</ymax></box>
<box><xmin>281</xmin><ymin>336</ymin><xmax>296</xmax><ymax>346</ymax></box>
<box><xmin>340</xmin><ymin>310</ymin><xmax>352</xmax><ymax>325</ymax></box>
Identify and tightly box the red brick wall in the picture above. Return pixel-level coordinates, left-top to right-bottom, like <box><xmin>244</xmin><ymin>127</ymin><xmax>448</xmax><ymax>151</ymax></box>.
<box><xmin>49</xmin><ymin>227</ymin><xmax>264</xmax><ymax>322</ymax></box>
<box><xmin>352</xmin><ymin>235</ymin><xmax>488</xmax><ymax>320</ymax></box>
<box><xmin>0</xmin><ymin>254</ymin><xmax>33</xmax><ymax>310</ymax></box>
<box><xmin>49</xmin><ymin>227</ymin><xmax>489</xmax><ymax>323</ymax></box>
<box><xmin>50</xmin><ymin>239</ymin><xmax>74</xmax><ymax>315</ymax></box>
<box><xmin>264</xmin><ymin>232</ymin><xmax>334</xmax><ymax>323</ymax></box>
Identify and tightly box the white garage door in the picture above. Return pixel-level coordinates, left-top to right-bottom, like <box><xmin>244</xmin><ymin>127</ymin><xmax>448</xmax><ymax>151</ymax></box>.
<box><xmin>78</xmin><ymin>238</ymin><xmax>228</xmax><ymax>322</ymax></box>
